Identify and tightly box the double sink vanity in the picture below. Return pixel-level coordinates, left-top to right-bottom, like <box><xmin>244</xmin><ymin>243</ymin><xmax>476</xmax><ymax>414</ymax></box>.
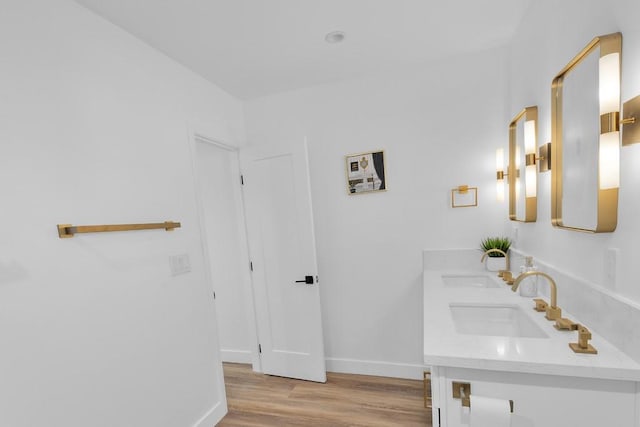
<box><xmin>422</xmin><ymin>30</ymin><xmax>640</xmax><ymax>426</ymax></box>
<box><xmin>423</xmin><ymin>249</ymin><xmax>640</xmax><ymax>427</ymax></box>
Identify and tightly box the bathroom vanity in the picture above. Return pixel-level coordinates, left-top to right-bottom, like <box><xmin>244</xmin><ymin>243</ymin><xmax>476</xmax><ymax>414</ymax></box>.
<box><xmin>423</xmin><ymin>251</ymin><xmax>640</xmax><ymax>427</ymax></box>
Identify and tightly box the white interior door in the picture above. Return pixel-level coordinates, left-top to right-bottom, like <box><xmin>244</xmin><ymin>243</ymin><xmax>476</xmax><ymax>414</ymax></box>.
<box><xmin>240</xmin><ymin>139</ymin><xmax>326</xmax><ymax>383</ymax></box>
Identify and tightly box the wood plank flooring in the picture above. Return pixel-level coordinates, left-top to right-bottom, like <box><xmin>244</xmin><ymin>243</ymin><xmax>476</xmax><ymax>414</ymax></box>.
<box><xmin>218</xmin><ymin>363</ymin><xmax>432</xmax><ymax>426</ymax></box>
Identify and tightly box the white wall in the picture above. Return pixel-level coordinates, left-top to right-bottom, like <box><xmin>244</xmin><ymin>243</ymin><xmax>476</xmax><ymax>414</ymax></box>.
<box><xmin>0</xmin><ymin>1</ymin><xmax>245</xmax><ymax>426</ymax></box>
<box><xmin>244</xmin><ymin>50</ymin><xmax>509</xmax><ymax>378</ymax></box>
<box><xmin>506</xmin><ymin>0</ymin><xmax>640</xmax><ymax>303</ymax></box>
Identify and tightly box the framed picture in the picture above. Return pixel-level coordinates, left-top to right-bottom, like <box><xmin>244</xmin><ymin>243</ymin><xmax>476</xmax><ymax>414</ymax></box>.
<box><xmin>345</xmin><ymin>150</ymin><xmax>386</xmax><ymax>195</ymax></box>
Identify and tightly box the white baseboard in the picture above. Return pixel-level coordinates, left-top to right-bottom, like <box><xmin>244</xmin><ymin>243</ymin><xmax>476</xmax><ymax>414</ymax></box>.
<box><xmin>193</xmin><ymin>402</ymin><xmax>224</xmax><ymax>427</ymax></box>
<box><xmin>326</xmin><ymin>357</ymin><xmax>425</xmax><ymax>380</ymax></box>
<box><xmin>221</xmin><ymin>349</ymin><xmax>252</xmax><ymax>364</ymax></box>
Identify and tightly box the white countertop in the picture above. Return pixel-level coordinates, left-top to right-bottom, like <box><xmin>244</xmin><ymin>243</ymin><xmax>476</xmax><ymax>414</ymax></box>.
<box><xmin>423</xmin><ymin>269</ymin><xmax>640</xmax><ymax>381</ymax></box>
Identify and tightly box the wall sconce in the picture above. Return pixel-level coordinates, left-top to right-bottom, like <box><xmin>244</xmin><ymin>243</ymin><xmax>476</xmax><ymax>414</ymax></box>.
<box><xmin>509</xmin><ymin>106</ymin><xmax>537</xmax><ymax>222</ymax></box>
<box><xmin>599</xmin><ymin>50</ymin><xmax>621</xmax><ymax>190</ymax></box>
<box><xmin>524</xmin><ymin>116</ymin><xmax>537</xmax><ymax>198</ymax></box>
<box><xmin>496</xmin><ymin>148</ymin><xmax>506</xmax><ymax>202</ymax></box>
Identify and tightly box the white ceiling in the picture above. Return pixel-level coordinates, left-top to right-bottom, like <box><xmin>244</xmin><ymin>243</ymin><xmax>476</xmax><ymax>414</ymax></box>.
<box><xmin>74</xmin><ymin>0</ymin><xmax>531</xmax><ymax>100</ymax></box>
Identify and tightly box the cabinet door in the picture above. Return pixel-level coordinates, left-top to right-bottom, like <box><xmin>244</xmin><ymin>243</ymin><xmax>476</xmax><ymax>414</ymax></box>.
<box><xmin>434</xmin><ymin>367</ymin><xmax>637</xmax><ymax>427</ymax></box>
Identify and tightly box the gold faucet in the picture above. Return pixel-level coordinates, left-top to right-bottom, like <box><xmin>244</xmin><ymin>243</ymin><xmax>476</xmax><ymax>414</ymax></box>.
<box><xmin>480</xmin><ymin>249</ymin><xmax>510</xmax><ymax>271</ymax></box>
<box><xmin>512</xmin><ymin>271</ymin><xmax>561</xmax><ymax>321</ymax></box>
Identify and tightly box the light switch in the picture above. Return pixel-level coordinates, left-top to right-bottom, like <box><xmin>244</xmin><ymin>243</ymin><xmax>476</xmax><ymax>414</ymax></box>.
<box><xmin>170</xmin><ymin>253</ymin><xmax>191</xmax><ymax>276</ymax></box>
<box><xmin>604</xmin><ymin>248</ymin><xmax>619</xmax><ymax>288</ymax></box>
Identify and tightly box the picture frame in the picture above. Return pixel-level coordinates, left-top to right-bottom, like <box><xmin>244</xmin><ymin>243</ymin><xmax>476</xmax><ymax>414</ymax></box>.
<box><xmin>345</xmin><ymin>150</ymin><xmax>387</xmax><ymax>195</ymax></box>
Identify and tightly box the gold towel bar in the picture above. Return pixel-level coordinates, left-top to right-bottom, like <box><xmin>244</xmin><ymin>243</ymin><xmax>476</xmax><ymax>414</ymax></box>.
<box><xmin>57</xmin><ymin>221</ymin><xmax>181</xmax><ymax>238</ymax></box>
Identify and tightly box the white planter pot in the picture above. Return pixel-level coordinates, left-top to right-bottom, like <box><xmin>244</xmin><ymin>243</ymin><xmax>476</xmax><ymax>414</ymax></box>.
<box><xmin>485</xmin><ymin>257</ymin><xmax>506</xmax><ymax>272</ymax></box>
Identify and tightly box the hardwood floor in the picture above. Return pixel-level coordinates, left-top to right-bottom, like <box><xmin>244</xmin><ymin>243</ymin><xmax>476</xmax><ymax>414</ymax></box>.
<box><xmin>218</xmin><ymin>363</ymin><xmax>432</xmax><ymax>426</ymax></box>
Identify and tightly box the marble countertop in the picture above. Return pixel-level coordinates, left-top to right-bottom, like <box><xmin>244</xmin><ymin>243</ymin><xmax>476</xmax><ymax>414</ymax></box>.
<box><xmin>423</xmin><ymin>269</ymin><xmax>640</xmax><ymax>381</ymax></box>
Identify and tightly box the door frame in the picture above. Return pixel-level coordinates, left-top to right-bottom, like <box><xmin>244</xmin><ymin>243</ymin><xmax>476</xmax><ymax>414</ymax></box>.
<box><xmin>187</xmin><ymin>127</ymin><xmax>261</xmax><ymax>373</ymax></box>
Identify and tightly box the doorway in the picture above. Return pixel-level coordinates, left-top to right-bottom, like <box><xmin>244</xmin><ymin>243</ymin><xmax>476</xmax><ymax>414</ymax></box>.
<box><xmin>190</xmin><ymin>132</ymin><xmax>326</xmax><ymax>383</ymax></box>
<box><xmin>193</xmin><ymin>135</ymin><xmax>259</xmax><ymax>370</ymax></box>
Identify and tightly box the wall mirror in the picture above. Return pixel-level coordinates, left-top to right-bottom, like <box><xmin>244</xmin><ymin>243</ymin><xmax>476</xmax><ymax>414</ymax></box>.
<box><xmin>551</xmin><ymin>32</ymin><xmax>621</xmax><ymax>233</ymax></box>
<box><xmin>509</xmin><ymin>106</ymin><xmax>538</xmax><ymax>222</ymax></box>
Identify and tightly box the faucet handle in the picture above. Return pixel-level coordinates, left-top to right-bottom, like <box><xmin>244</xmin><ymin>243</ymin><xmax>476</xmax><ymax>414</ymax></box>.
<box><xmin>554</xmin><ymin>317</ymin><xmax>578</xmax><ymax>331</ymax></box>
<box><xmin>533</xmin><ymin>298</ymin><xmax>548</xmax><ymax>312</ymax></box>
<box><xmin>569</xmin><ymin>325</ymin><xmax>598</xmax><ymax>354</ymax></box>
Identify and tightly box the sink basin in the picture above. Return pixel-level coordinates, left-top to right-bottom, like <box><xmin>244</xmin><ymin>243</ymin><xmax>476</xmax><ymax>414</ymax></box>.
<box><xmin>450</xmin><ymin>303</ymin><xmax>548</xmax><ymax>338</ymax></box>
<box><xmin>442</xmin><ymin>274</ymin><xmax>500</xmax><ymax>288</ymax></box>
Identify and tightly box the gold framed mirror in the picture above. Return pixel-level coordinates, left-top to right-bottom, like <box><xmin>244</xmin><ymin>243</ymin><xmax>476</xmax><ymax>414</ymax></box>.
<box><xmin>509</xmin><ymin>106</ymin><xmax>538</xmax><ymax>222</ymax></box>
<box><xmin>551</xmin><ymin>32</ymin><xmax>621</xmax><ymax>233</ymax></box>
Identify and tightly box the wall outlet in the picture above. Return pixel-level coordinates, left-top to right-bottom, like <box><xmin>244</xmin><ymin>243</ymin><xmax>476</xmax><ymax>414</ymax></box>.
<box><xmin>604</xmin><ymin>248</ymin><xmax>619</xmax><ymax>288</ymax></box>
<box><xmin>170</xmin><ymin>253</ymin><xmax>191</xmax><ymax>276</ymax></box>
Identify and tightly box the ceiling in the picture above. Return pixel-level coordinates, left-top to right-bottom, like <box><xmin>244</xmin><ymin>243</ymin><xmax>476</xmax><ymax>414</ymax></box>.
<box><xmin>74</xmin><ymin>0</ymin><xmax>531</xmax><ymax>100</ymax></box>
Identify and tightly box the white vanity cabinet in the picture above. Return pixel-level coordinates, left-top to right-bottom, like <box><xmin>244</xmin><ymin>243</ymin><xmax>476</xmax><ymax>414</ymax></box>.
<box><xmin>423</xmin><ymin>261</ymin><xmax>640</xmax><ymax>427</ymax></box>
<box><xmin>429</xmin><ymin>365</ymin><xmax>639</xmax><ymax>427</ymax></box>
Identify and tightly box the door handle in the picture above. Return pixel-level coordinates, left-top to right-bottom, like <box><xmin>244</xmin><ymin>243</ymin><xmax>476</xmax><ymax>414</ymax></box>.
<box><xmin>295</xmin><ymin>275</ymin><xmax>314</xmax><ymax>284</ymax></box>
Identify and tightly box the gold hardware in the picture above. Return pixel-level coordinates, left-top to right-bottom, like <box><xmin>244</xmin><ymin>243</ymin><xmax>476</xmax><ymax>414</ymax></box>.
<box><xmin>513</xmin><ymin>272</ymin><xmax>560</xmax><ymax>320</ymax></box>
<box><xmin>545</xmin><ymin>305</ymin><xmax>562</xmax><ymax>321</ymax></box>
<box><xmin>538</xmin><ymin>142</ymin><xmax>552</xmax><ymax>172</ymax></box>
<box><xmin>533</xmin><ymin>298</ymin><xmax>548</xmax><ymax>312</ymax></box>
<box><xmin>502</xmin><ymin>271</ymin><xmax>515</xmax><ymax>285</ymax></box>
<box><xmin>508</xmin><ymin>106</ymin><xmax>538</xmax><ymax>223</ymax></box>
<box><xmin>423</xmin><ymin>371</ymin><xmax>432</xmax><ymax>409</ymax></box>
<box><xmin>555</xmin><ymin>317</ymin><xmax>579</xmax><ymax>331</ymax></box>
<box><xmin>57</xmin><ymin>221</ymin><xmax>181</xmax><ymax>238</ymax></box>
<box><xmin>496</xmin><ymin>171</ymin><xmax>505</xmax><ymax>180</ymax></box>
<box><xmin>569</xmin><ymin>325</ymin><xmax>598</xmax><ymax>354</ymax></box>
<box><xmin>481</xmin><ymin>249</ymin><xmax>510</xmax><ymax>271</ymax></box>
<box><xmin>497</xmin><ymin>270</ymin><xmax>507</xmax><ymax>278</ymax></box>
<box><xmin>452</xmin><ymin>381</ymin><xmax>471</xmax><ymax>408</ymax></box>
<box><xmin>551</xmin><ymin>32</ymin><xmax>621</xmax><ymax>233</ymax></box>
<box><xmin>452</xmin><ymin>381</ymin><xmax>514</xmax><ymax>413</ymax></box>
<box><xmin>525</xmin><ymin>153</ymin><xmax>537</xmax><ymax>167</ymax></box>
<box><xmin>622</xmin><ymin>95</ymin><xmax>640</xmax><ymax>146</ymax></box>
<box><xmin>57</xmin><ymin>224</ymin><xmax>74</xmax><ymax>239</ymax></box>
<box><xmin>451</xmin><ymin>186</ymin><xmax>478</xmax><ymax>208</ymax></box>
<box><xmin>600</xmin><ymin>111</ymin><xmax>621</xmax><ymax>134</ymax></box>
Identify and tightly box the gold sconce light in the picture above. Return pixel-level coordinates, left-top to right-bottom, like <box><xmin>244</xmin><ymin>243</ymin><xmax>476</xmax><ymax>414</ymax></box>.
<box><xmin>508</xmin><ymin>106</ymin><xmax>538</xmax><ymax>222</ymax></box>
<box><xmin>496</xmin><ymin>114</ymin><xmax>550</xmax><ymax>209</ymax></box>
<box><xmin>496</xmin><ymin>148</ymin><xmax>506</xmax><ymax>202</ymax></box>
<box><xmin>598</xmin><ymin>40</ymin><xmax>621</xmax><ymax>191</ymax></box>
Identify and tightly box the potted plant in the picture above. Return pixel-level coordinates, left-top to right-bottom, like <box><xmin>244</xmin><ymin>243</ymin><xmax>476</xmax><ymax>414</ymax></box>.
<box><xmin>480</xmin><ymin>237</ymin><xmax>512</xmax><ymax>271</ymax></box>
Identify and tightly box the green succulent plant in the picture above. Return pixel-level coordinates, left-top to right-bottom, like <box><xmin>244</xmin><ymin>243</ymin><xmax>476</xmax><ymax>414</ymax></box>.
<box><xmin>480</xmin><ymin>237</ymin><xmax>512</xmax><ymax>257</ymax></box>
